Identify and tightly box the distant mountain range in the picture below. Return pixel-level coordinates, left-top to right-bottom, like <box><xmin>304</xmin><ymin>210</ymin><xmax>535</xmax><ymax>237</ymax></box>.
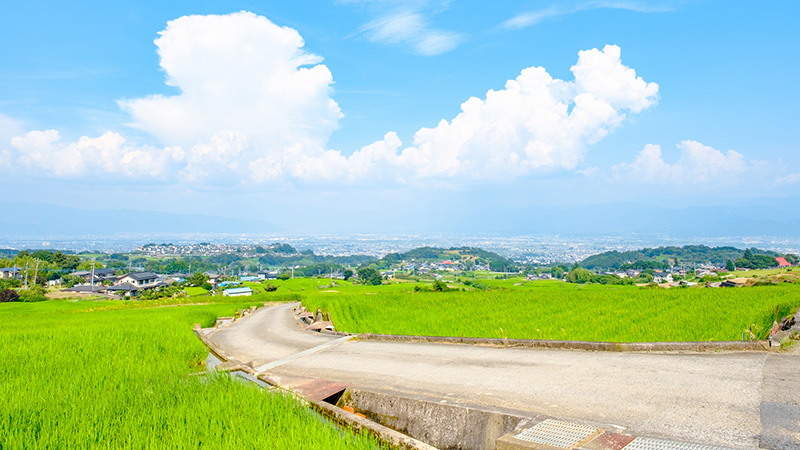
<box><xmin>578</xmin><ymin>245</ymin><xmax>786</xmax><ymax>269</ymax></box>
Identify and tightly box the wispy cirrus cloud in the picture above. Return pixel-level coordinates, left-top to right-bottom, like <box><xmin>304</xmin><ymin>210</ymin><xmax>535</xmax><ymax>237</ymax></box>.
<box><xmin>502</xmin><ymin>0</ymin><xmax>673</xmax><ymax>30</ymax></box>
<box><xmin>359</xmin><ymin>10</ymin><xmax>463</xmax><ymax>56</ymax></box>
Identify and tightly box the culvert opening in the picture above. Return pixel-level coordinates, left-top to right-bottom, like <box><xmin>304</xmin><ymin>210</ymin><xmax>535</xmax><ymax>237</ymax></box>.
<box><xmin>322</xmin><ymin>388</ymin><xmax>346</xmax><ymax>406</ymax></box>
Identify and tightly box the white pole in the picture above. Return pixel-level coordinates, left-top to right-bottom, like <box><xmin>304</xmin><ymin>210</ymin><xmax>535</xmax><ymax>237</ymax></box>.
<box><xmin>33</xmin><ymin>259</ymin><xmax>40</xmax><ymax>286</ymax></box>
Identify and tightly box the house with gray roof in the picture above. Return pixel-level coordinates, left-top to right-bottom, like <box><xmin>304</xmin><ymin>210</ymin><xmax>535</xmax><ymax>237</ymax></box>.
<box><xmin>116</xmin><ymin>272</ymin><xmax>159</xmax><ymax>289</ymax></box>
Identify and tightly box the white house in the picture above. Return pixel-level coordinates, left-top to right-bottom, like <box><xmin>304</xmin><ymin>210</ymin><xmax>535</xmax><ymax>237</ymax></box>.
<box><xmin>257</xmin><ymin>271</ymin><xmax>279</xmax><ymax>280</ymax></box>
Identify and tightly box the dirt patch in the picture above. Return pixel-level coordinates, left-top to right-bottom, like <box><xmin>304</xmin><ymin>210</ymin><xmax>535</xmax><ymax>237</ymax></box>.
<box><xmin>46</xmin><ymin>291</ymin><xmax>107</xmax><ymax>300</ymax></box>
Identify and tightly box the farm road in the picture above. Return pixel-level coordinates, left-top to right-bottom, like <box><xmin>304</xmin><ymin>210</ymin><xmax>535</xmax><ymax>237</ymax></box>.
<box><xmin>208</xmin><ymin>302</ymin><xmax>799</xmax><ymax>450</ymax></box>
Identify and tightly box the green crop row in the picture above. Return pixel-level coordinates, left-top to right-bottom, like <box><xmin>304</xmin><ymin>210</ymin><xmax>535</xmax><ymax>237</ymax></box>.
<box><xmin>304</xmin><ymin>283</ymin><xmax>800</xmax><ymax>342</ymax></box>
<box><xmin>0</xmin><ymin>299</ymin><xmax>387</xmax><ymax>449</ymax></box>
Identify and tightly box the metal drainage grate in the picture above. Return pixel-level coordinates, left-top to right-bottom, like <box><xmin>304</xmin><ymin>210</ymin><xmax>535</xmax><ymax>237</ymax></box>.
<box><xmin>623</xmin><ymin>437</ymin><xmax>737</xmax><ymax>450</ymax></box>
<box><xmin>515</xmin><ymin>419</ymin><xmax>599</xmax><ymax>448</ymax></box>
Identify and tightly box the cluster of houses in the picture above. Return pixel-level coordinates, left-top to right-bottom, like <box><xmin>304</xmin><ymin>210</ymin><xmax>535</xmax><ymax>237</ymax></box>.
<box><xmin>57</xmin><ymin>269</ymin><xmax>262</xmax><ymax>297</ymax></box>
<box><xmin>520</xmin><ymin>256</ymin><xmax>797</xmax><ymax>287</ymax></box>
<box><xmin>401</xmin><ymin>261</ymin><xmax>492</xmax><ymax>274</ymax></box>
<box><xmin>60</xmin><ymin>271</ymin><xmax>169</xmax><ymax>296</ymax></box>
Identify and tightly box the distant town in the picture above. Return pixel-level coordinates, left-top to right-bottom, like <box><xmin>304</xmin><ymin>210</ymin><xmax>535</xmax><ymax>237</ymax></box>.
<box><xmin>1</xmin><ymin>242</ymin><xmax>797</xmax><ymax>301</ymax></box>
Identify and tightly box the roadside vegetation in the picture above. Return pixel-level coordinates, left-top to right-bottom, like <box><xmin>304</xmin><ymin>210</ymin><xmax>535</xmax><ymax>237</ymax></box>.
<box><xmin>0</xmin><ymin>296</ymin><xmax>387</xmax><ymax>449</ymax></box>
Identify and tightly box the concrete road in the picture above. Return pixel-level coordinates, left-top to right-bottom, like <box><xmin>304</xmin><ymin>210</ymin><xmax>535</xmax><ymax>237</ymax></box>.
<box><xmin>207</xmin><ymin>303</ymin><xmax>799</xmax><ymax>450</ymax></box>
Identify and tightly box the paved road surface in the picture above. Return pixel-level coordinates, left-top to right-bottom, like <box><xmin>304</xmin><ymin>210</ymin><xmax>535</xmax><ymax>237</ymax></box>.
<box><xmin>208</xmin><ymin>303</ymin><xmax>799</xmax><ymax>450</ymax></box>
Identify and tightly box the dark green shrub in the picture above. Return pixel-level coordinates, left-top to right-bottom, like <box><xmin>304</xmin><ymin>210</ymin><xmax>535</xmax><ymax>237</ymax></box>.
<box><xmin>0</xmin><ymin>289</ymin><xmax>19</xmax><ymax>303</ymax></box>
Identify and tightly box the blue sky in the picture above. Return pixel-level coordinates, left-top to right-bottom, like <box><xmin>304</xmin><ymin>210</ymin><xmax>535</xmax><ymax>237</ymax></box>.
<box><xmin>1</xmin><ymin>1</ymin><xmax>798</xmax><ymax>233</ymax></box>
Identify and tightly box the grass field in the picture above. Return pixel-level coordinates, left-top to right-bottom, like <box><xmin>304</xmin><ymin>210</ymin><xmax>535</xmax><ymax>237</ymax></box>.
<box><xmin>184</xmin><ymin>286</ymin><xmax>210</xmax><ymax>297</ymax></box>
<box><xmin>0</xmin><ymin>296</ymin><xmax>387</xmax><ymax>449</ymax></box>
<box><xmin>303</xmin><ymin>283</ymin><xmax>800</xmax><ymax>342</ymax></box>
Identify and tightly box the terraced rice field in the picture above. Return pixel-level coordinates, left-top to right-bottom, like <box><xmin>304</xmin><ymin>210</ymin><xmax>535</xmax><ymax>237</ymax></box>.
<box><xmin>304</xmin><ymin>283</ymin><xmax>800</xmax><ymax>342</ymax></box>
<box><xmin>0</xmin><ymin>296</ymin><xmax>387</xmax><ymax>449</ymax></box>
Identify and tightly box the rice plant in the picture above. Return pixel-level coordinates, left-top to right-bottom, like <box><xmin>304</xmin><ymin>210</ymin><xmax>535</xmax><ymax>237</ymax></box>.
<box><xmin>305</xmin><ymin>283</ymin><xmax>800</xmax><ymax>342</ymax></box>
<box><xmin>0</xmin><ymin>300</ymin><xmax>388</xmax><ymax>449</ymax></box>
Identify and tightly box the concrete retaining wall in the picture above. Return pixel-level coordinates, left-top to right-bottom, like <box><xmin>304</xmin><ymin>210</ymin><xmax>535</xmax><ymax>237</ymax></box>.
<box><xmin>338</xmin><ymin>388</ymin><xmax>537</xmax><ymax>450</ymax></box>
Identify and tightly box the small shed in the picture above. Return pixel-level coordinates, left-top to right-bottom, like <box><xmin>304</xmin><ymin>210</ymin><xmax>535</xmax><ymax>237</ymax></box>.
<box><xmin>223</xmin><ymin>287</ymin><xmax>252</xmax><ymax>297</ymax></box>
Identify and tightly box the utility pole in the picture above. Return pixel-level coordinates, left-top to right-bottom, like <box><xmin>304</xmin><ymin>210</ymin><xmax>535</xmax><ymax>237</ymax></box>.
<box><xmin>91</xmin><ymin>259</ymin><xmax>95</xmax><ymax>288</ymax></box>
<box><xmin>33</xmin><ymin>259</ymin><xmax>40</xmax><ymax>287</ymax></box>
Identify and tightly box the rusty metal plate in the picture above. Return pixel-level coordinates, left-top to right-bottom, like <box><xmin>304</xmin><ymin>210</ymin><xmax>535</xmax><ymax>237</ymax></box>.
<box><xmin>515</xmin><ymin>419</ymin><xmax>599</xmax><ymax>448</ymax></box>
<box><xmin>582</xmin><ymin>431</ymin><xmax>635</xmax><ymax>450</ymax></box>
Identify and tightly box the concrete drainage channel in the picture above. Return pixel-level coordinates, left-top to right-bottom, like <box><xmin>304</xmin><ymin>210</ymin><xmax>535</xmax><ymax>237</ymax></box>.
<box><xmin>332</xmin><ymin>387</ymin><xmax>535</xmax><ymax>450</ymax></box>
<box><xmin>324</xmin><ymin>386</ymin><xmax>739</xmax><ymax>450</ymax></box>
<box><xmin>195</xmin><ymin>305</ymin><xmax>750</xmax><ymax>450</ymax></box>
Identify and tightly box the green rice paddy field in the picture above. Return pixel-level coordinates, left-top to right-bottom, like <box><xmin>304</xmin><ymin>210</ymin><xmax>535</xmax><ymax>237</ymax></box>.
<box><xmin>303</xmin><ymin>281</ymin><xmax>800</xmax><ymax>342</ymax></box>
<box><xmin>0</xmin><ymin>295</ymin><xmax>387</xmax><ymax>450</ymax></box>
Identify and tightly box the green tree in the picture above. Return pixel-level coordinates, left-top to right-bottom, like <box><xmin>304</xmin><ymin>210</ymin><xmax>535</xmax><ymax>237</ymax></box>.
<box><xmin>343</xmin><ymin>269</ymin><xmax>353</xmax><ymax>280</ymax></box>
<box><xmin>144</xmin><ymin>260</ymin><xmax>163</xmax><ymax>273</ymax></box>
<box><xmin>565</xmin><ymin>267</ymin><xmax>593</xmax><ymax>284</ymax></box>
<box><xmin>76</xmin><ymin>260</ymin><xmax>104</xmax><ymax>271</ymax></box>
<box><xmin>189</xmin><ymin>272</ymin><xmax>208</xmax><ymax>287</ymax></box>
<box><xmin>277</xmin><ymin>271</ymin><xmax>291</xmax><ymax>281</ymax></box>
<box><xmin>432</xmin><ymin>280</ymin><xmax>452</xmax><ymax>292</ymax></box>
<box><xmin>357</xmin><ymin>267</ymin><xmax>383</xmax><ymax>286</ymax></box>
<box><xmin>725</xmin><ymin>259</ymin><xmax>735</xmax><ymax>271</ymax></box>
<box><xmin>0</xmin><ymin>278</ymin><xmax>21</xmax><ymax>290</ymax></box>
<box><xmin>61</xmin><ymin>274</ymin><xmax>85</xmax><ymax>288</ymax></box>
<box><xmin>18</xmin><ymin>286</ymin><xmax>47</xmax><ymax>302</ymax></box>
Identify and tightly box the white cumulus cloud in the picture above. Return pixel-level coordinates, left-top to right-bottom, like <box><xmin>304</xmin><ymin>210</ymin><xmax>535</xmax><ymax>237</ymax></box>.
<box><xmin>383</xmin><ymin>44</ymin><xmax>658</xmax><ymax>180</ymax></box>
<box><xmin>118</xmin><ymin>11</ymin><xmax>343</xmax><ymax>184</ymax></box>
<box><xmin>11</xmin><ymin>129</ymin><xmax>182</xmax><ymax>178</ymax></box>
<box><xmin>613</xmin><ymin>140</ymin><xmax>746</xmax><ymax>184</ymax></box>
<box><xmin>4</xmin><ymin>13</ymin><xmax>658</xmax><ymax>187</ymax></box>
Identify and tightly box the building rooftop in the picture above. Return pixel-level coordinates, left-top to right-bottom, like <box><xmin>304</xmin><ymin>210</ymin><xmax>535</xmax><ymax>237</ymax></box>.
<box><xmin>123</xmin><ymin>272</ymin><xmax>158</xmax><ymax>281</ymax></box>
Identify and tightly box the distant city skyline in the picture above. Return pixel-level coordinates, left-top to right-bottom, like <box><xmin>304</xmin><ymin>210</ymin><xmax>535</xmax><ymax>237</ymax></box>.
<box><xmin>1</xmin><ymin>1</ymin><xmax>798</xmax><ymax>234</ymax></box>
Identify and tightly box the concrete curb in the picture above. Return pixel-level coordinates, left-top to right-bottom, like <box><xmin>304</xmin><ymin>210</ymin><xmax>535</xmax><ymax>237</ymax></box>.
<box><xmin>355</xmin><ymin>333</ymin><xmax>769</xmax><ymax>352</ymax></box>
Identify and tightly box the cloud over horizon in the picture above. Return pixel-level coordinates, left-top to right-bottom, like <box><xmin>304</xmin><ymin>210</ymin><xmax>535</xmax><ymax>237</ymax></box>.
<box><xmin>13</xmin><ymin>10</ymin><xmax>780</xmax><ymax>193</ymax></box>
<box><xmin>612</xmin><ymin>140</ymin><xmax>747</xmax><ymax>185</ymax></box>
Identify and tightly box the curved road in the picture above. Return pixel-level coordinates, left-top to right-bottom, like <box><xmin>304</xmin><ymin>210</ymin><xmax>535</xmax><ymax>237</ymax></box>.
<box><xmin>208</xmin><ymin>302</ymin><xmax>799</xmax><ymax>450</ymax></box>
